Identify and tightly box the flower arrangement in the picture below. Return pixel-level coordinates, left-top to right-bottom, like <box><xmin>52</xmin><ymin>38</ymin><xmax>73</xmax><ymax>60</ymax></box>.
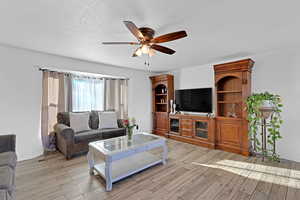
<box><xmin>122</xmin><ymin>117</ymin><xmax>139</xmax><ymax>140</ymax></box>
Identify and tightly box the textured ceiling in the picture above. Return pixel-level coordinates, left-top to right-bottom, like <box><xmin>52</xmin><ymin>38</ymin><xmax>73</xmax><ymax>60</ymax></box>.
<box><xmin>0</xmin><ymin>0</ymin><xmax>300</xmax><ymax>71</ymax></box>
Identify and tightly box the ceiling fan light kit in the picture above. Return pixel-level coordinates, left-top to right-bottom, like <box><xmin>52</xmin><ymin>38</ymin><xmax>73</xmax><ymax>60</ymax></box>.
<box><xmin>102</xmin><ymin>21</ymin><xmax>187</xmax><ymax>58</ymax></box>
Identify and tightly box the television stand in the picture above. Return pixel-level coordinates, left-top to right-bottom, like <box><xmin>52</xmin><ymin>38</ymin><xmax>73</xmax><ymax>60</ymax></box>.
<box><xmin>168</xmin><ymin>113</ymin><xmax>215</xmax><ymax>149</ymax></box>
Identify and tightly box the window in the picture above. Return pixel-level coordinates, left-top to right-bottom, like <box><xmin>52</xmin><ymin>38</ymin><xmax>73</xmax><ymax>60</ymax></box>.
<box><xmin>72</xmin><ymin>77</ymin><xmax>104</xmax><ymax>112</ymax></box>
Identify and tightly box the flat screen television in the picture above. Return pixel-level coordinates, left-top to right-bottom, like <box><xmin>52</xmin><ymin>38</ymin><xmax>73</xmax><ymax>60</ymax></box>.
<box><xmin>175</xmin><ymin>88</ymin><xmax>212</xmax><ymax>113</ymax></box>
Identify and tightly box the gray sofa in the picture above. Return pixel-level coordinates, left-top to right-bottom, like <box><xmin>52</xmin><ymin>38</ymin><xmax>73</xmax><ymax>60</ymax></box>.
<box><xmin>54</xmin><ymin>111</ymin><xmax>126</xmax><ymax>159</ymax></box>
<box><xmin>0</xmin><ymin>135</ymin><xmax>17</xmax><ymax>200</ymax></box>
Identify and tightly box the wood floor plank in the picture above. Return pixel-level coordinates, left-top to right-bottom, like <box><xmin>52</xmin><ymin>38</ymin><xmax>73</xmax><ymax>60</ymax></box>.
<box><xmin>267</xmin><ymin>159</ymin><xmax>292</xmax><ymax>200</ymax></box>
<box><xmin>15</xmin><ymin>139</ymin><xmax>300</xmax><ymax>200</ymax></box>
<box><xmin>286</xmin><ymin>161</ymin><xmax>300</xmax><ymax>200</ymax></box>
<box><xmin>213</xmin><ymin>157</ymin><xmax>258</xmax><ymax>200</ymax></box>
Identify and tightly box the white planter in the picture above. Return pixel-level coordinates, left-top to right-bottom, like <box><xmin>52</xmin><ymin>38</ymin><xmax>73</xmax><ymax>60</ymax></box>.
<box><xmin>261</xmin><ymin>100</ymin><xmax>275</xmax><ymax>109</ymax></box>
<box><xmin>259</xmin><ymin>100</ymin><xmax>275</xmax><ymax>119</ymax></box>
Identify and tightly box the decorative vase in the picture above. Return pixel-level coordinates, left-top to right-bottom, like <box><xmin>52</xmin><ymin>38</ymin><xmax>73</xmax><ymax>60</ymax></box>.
<box><xmin>170</xmin><ymin>100</ymin><xmax>174</xmax><ymax>114</ymax></box>
<box><xmin>127</xmin><ymin>128</ymin><xmax>133</xmax><ymax>140</ymax></box>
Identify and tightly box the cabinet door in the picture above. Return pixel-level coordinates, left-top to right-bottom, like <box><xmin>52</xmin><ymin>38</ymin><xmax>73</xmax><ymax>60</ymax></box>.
<box><xmin>169</xmin><ymin>117</ymin><xmax>180</xmax><ymax>135</ymax></box>
<box><xmin>194</xmin><ymin>120</ymin><xmax>208</xmax><ymax>140</ymax></box>
<box><xmin>216</xmin><ymin>119</ymin><xmax>242</xmax><ymax>148</ymax></box>
<box><xmin>154</xmin><ymin>112</ymin><xmax>168</xmax><ymax>134</ymax></box>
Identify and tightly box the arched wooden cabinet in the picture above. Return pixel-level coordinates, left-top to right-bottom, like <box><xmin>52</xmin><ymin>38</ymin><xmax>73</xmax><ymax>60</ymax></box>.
<box><xmin>150</xmin><ymin>74</ymin><xmax>174</xmax><ymax>136</ymax></box>
<box><xmin>214</xmin><ymin>59</ymin><xmax>254</xmax><ymax>156</ymax></box>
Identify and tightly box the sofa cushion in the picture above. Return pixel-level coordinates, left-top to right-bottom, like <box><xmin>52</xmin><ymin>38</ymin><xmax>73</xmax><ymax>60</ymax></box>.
<box><xmin>98</xmin><ymin>112</ymin><xmax>118</xmax><ymax>129</ymax></box>
<box><xmin>74</xmin><ymin>130</ymin><xmax>103</xmax><ymax>144</ymax></box>
<box><xmin>74</xmin><ymin>128</ymin><xmax>126</xmax><ymax>143</ymax></box>
<box><xmin>70</xmin><ymin>112</ymin><xmax>90</xmax><ymax>133</ymax></box>
<box><xmin>57</xmin><ymin>112</ymin><xmax>94</xmax><ymax>129</ymax></box>
<box><xmin>0</xmin><ymin>166</ymin><xmax>14</xmax><ymax>194</ymax></box>
<box><xmin>0</xmin><ymin>152</ymin><xmax>17</xmax><ymax>169</ymax></box>
<box><xmin>57</xmin><ymin>112</ymin><xmax>71</xmax><ymax>126</ymax></box>
<box><xmin>101</xmin><ymin>128</ymin><xmax>126</xmax><ymax>139</ymax></box>
<box><xmin>90</xmin><ymin>111</ymin><xmax>100</xmax><ymax>129</ymax></box>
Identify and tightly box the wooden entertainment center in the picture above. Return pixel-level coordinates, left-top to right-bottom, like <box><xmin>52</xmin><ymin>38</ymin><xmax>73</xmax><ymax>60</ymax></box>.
<box><xmin>150</xmin><ymin>58</ymin><xmax>254</xmax><ymax>156</ymax></box>
<box><xmin>169</xmin><ymin>114</ymin><xmax>215</xmax><ymax>149</ymax></box>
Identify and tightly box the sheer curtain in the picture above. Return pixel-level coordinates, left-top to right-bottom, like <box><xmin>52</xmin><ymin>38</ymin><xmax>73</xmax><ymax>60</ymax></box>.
<box><xmin>72</xmin><ymin>76</ymin><xmax>104</xmax><ymax>112</ymax></box>
<box><xmin>41</xmin><ymin>71</ymin><xmax>67</xmax><ymax>151</ymax></box>
<box><xmin>104</xmin><ymin>79</ymin><xmax>128</xmax><ymax>119</ymax></box>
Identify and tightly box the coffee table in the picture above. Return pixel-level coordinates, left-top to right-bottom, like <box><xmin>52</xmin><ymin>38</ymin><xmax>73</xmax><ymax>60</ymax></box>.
<box><xmin>87</xmin><ymin>132</ymin><xmax>168</xmax><ymax>191</ymax></box>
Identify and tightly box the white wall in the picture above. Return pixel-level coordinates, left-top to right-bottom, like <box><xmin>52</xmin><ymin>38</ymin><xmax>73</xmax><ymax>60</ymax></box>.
<box><xmin>171</xmin><ymin>47</ymin><xmax>300</xmax><ymax>162</ymax></box>
<box><xmin>0</xmin><ymin>45</ymin><xmax>152</xmax><ymax>161</ymax></box>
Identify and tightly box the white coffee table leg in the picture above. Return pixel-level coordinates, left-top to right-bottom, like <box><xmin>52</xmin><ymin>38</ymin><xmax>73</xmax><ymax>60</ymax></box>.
<box><xmin>87</xmin><ymin>148</ymin><xmax>95</xmax><ymax>175</ymax></box>
<box><xmin>105</xmin><ymin>158</ymin><xmax>113</xmax><ymax>191</ymax></box>
<box><xmin>162</xmin><ymin>142</ymin><xmax>168</xmax><ymax>165</ymax></box>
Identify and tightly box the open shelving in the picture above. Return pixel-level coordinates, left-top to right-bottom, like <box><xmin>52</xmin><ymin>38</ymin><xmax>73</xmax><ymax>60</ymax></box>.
<box><xmin>154</xmin><ymin>84</ymin><xmax>168</xmax><ymax>112</ymax></box>
<box><xmin>216</xmin><ymin>76</ymin><xmax>243</xmax><ymax>118</ymax></box>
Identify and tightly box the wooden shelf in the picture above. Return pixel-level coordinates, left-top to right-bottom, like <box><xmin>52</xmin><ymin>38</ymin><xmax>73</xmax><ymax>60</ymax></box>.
<box><xmin>217</xmin><ymin>90</ymin><xmax>242</xmax><ymax>94</ymax></box>
<box><xmin>217</xmin><ymin>101</ymin><xmax>241</xmax><ymax>104</ymax></box>
<box><xmin>156</xmin><ymin>103</ymin><xmax>167</xmax><ymax>105</ymax></box>
<box><xmin>216</xmin><ymin>116</ymin><xmax>242</xmax><ymax>120</ymax></box>
<box><xmin>195</xmin><ymin>128</ymin><xmax>208</xmax><ymax>132</ymax></box>
<box><xmin>155</xmin><ymin>94</ymin><xmax>167</xmax><ymax>96</ymax></box>
<box><xmin>169</xmin><ymin>131</ymin><xmax>180</xmax><ymax>135</ymax></box>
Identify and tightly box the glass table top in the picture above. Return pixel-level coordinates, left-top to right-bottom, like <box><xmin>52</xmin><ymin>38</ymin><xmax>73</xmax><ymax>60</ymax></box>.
<box><xmin>91</xmin><ymin>133</ymin><xmax>162</xmax><ymax>153</ymax></box>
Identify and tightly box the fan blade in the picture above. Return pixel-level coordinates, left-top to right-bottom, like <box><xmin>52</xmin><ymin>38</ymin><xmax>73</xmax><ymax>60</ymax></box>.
<box><xmin>151</xmin><ymin>44</ymin><xmax>176</xmax><ymax>55</ymax></box>
<box><xmin>102</xmin><ymin>42</ymin><xmax>139</xmax><ymax>45</ymax></box>
<box><xmin>151</xmin><ymin>31</ymin><xmax>187</xmax><ymax>43</ymax></box>
<box><xmin>123</xmin><ymin>21</ymin><xmax>145</xmax><ymax>41</ymax></box>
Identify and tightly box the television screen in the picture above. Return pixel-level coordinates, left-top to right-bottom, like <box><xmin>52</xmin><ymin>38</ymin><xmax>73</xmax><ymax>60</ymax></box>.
<box><xmin>175</xmin><ymin>88</ymin><xmax>212</xmax><ymax>113</ymax></box>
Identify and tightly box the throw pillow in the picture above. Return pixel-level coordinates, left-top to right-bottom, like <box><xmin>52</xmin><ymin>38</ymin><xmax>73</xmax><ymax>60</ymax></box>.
<box><xmin>98</xmin><ymin>111</ymin><xmax>118</xmax><ymax>129</ymax></box>
<box><xmin>69</xmin><ymin>112</ymin><xmax>90</xmax><ymax>133</ymax></box>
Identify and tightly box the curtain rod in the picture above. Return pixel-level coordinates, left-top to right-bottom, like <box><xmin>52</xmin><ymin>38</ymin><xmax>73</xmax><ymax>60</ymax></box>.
<box><xmin>35</xmin><ymin>66</ymin><xmax>129</xmax><ymax>80</ymax></box>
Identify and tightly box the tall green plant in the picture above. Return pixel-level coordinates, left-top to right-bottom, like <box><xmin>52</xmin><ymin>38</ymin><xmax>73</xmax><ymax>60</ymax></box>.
<box><xmin>246</xmin><ymin>92</ymin><xmax>283</xmax><ymax>161</ymax></box>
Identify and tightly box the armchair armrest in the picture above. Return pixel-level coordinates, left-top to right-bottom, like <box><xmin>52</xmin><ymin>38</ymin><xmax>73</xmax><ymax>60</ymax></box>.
<box><xmin>0</xmin><ymin>135</ymin><xmax>16</xmax><ymax>153</ymax></box>
<box><xmin>54</xmin><ymin>124</ymin><xmax>75</xmax><ymax>143</ymax></box>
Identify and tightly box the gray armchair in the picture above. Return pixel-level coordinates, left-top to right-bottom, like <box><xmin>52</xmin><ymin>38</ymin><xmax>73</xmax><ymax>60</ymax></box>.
<box><xmin>0</xmin><ymin>135</ymin><xmax>16</xmax><ymax>153</ymax></box>
<box><xmin>0</xmin><ymin>135</ymin><xmax>17</xmax><ymax>200</ymax></box>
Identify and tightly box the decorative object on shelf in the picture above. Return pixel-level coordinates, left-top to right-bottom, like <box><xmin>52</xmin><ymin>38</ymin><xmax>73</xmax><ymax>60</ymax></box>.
<box><xmin>246</xmin><ymin>92</ymin><xmax>283</xmax><ymax>162</ymax></box>
<box><xmin>169</xmin><ymin>100</ymin><xmax>177</xmax><ymax>114</ymax></box>
<box><xmin>227</xmin><ymin>103</ymin><xmax>237</xmax><ymax>118</ymax></box>
<box><xmin>123</xmin><ymin>118</ymin><xmax>139</xmax><ymax>140</ymax></box>
<box><xmin>170</xmin><ymin>100</ymin><xmax>174</xmax><ymax>114</ymax></box>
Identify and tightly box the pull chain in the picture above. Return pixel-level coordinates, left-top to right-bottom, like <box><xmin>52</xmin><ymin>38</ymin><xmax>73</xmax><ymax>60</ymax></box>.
<box><xmin>144</xmin><ymin>54</ymin><xmax>151</xmax><ymax>72</ymax></box>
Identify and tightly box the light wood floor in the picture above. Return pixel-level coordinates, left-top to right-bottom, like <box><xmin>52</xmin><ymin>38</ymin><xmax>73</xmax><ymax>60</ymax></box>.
<box><xmin>16</xmin><ymin>139</ymin><xmax>300</xmax><ymax>200</ymax></box>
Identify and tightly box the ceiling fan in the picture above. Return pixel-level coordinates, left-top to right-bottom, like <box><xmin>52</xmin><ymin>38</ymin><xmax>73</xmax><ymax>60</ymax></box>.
<box><xmin>102</xmin><ymin>21</ymin><xmax>187</xmax><ymax>57</ymax></box>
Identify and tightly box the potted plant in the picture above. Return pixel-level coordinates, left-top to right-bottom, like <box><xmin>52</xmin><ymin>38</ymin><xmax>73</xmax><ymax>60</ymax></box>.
<box><xmin>123</xmin><ymin>118</ymin><xmax>139</xmax><ymax>140</ymax></box>
<box><xmin>246</xmin><ymin>92</ymin><xmax>283</xmax><ymax>161</ymax></box>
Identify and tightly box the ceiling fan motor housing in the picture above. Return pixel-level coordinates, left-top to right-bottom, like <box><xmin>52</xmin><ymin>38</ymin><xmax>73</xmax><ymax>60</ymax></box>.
<box><xmin>138</xmin><ymin>27</ymin><xmax>155</xmax><ymax>41</ymax></box>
